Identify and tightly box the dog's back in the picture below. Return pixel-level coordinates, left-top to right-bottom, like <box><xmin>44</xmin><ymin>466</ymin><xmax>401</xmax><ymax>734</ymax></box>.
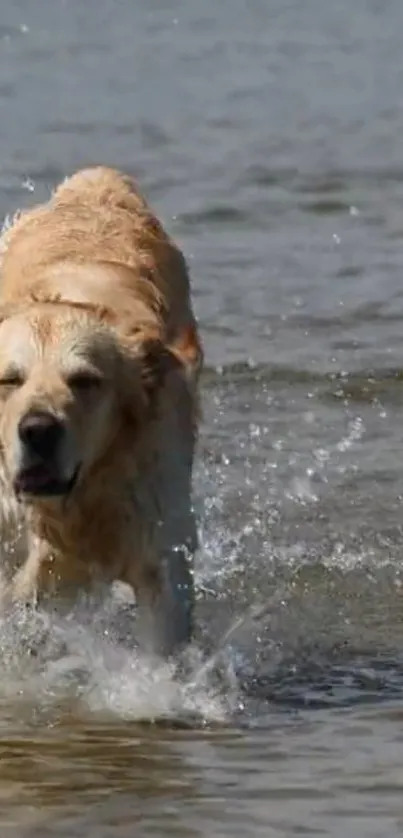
<box><xmin>1</xmin><ymin>166</ymin><xmax>202</xmax><ymax>375</ymax></box>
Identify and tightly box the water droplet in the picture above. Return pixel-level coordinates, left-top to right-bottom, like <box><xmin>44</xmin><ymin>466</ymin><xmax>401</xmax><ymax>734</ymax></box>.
<box><xmin>22</xmin><ymin>177</ymin><xmax>34</xmax><ymax>192</ymax></box>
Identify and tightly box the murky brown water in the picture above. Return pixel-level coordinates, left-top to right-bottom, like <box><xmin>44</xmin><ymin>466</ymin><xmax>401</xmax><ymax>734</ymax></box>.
<box><xmin>1</xmin><ymin>0</ymin><xmax>403</xmax><ymax>835</ymax></box>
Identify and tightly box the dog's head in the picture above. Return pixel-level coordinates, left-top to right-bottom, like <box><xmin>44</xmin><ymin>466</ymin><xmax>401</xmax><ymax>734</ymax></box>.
<box><xmin>0</xmin><ymin>299</ymin><xmax>173</xmax><ymax>503</ymax></box>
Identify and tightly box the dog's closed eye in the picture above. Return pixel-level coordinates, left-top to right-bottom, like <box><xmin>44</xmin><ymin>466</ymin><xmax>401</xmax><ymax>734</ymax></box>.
<box><xmin>66</xmin><ymin>371</ymin><xmax>103</xmax><ymax>392</ymax></box>
<box><xmin>0</xmin><ymin>368</ymin><xmax>25</xmax><ymax>389</ymax></box>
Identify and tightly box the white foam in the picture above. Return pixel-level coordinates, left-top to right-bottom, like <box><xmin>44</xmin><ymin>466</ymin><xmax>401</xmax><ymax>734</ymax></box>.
<box><xmin>0</xmin><ymin>589</ymin><xmax>237</xmax><ymax>727</ymax></box>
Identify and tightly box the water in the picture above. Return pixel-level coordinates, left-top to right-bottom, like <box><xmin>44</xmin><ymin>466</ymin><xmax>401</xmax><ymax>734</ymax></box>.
<box><xmin>0</xmin><ymin>0</ymin><xmax>403</xmax><ymax>834</ymax></box>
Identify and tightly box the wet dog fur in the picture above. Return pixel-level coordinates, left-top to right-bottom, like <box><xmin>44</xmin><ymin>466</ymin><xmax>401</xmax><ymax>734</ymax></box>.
<box><xmin>0</xmin><ymin>166</ymin><xmax>203</xmax><ymax>656</ymax></box>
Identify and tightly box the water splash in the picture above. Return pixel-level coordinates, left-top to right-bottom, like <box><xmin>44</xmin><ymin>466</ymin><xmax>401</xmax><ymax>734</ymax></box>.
<box><xmin>0</xmin><ymin>595</ymin><xmax>239</xmax><ymax>727</ymax></box>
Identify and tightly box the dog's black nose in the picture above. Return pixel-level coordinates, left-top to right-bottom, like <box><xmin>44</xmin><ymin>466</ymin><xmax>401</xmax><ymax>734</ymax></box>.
<box><xmin>18</xmin><ymin>412</ymin><xmax>64</xmax><ymax>459</ymax></box>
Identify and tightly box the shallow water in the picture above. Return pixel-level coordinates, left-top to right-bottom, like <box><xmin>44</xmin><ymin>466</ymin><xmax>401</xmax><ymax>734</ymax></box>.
<box><xmin>0</xmin><ymin>0</ymin><xmax>403</xmax><ymax>835</ymax></box>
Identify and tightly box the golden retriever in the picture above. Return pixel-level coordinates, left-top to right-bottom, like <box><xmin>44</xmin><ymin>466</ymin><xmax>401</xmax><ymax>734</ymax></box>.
<box><xmin>0</xmin><ymin>166</ymin><xmax>203</xmax><ymax>657</ymax></box>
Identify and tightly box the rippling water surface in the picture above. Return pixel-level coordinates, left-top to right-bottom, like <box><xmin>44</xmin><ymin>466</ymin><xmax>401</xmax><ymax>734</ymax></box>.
<box><xmin>1</xmin><ymin>1</ymin><xmax>403</xmax><ymax>835</ymax></box>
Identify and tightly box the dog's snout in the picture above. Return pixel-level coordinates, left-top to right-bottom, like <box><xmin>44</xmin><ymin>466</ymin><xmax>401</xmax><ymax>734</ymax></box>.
<box><xmin>18</xmin><ymin>411</ymin><xmax>64</xmax><ymax>459</ymax></box>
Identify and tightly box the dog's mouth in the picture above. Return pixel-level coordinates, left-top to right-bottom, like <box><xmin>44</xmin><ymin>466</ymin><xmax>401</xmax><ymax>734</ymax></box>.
<box><xmin>14</xmin><ymin>463</ymin><xmax>81</xmax><ymax>498</ymax></box>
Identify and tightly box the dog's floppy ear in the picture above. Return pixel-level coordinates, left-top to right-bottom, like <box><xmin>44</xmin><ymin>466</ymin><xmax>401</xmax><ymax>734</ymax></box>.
<box><xmin>170</xmin><ymin>323</ymin><xmax>203</xmax><ymax>379</ymax></box>
<box><xmin>118</xmin><ymin>323</ymin><xmax>200</xmax><ymax>427</ymax></box>
<box><xmin>135</xmin><ymin>333</ymin><xmax>180</xmax><ymax>395</ymax></box>
<box><xmin>117</xmin><ymin>327</ymin><xmax>179</xmax><ymax>425</ymax></box>
<box><xmin>130</xmin><ymin>323</ymin><xmax>202</xmax><ymax>394</ymax></box>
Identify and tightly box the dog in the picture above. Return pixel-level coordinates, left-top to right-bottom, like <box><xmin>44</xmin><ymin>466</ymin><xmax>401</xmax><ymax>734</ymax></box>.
<box><xmin>0</xmin><ymin>166</ymin><xmax>203</xmax><ymax>657</ymax></box>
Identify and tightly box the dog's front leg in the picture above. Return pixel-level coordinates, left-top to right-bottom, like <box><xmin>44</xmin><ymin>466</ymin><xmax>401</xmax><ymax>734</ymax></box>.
<box><xmin>159</xmin><ymin>543</ymin><xmax>194</xmax><ymax>654</ymax></box>
<box><xmin>8</xmin><ymin>536</ymin><xmax>51</xmax><ymax>606</ymax></box>
<box><xmin>123</xmin><ymin>545</ymin><xmax>194</xmax><ymax>659</ymax></box>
